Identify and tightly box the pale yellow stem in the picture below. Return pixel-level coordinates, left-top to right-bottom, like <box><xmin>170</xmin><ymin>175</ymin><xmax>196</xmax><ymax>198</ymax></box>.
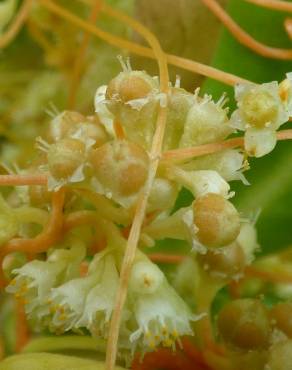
<box><xmin>39</xmin><ymin>0</ymin><xmax>248</xmax><ymax>86</ymax></box>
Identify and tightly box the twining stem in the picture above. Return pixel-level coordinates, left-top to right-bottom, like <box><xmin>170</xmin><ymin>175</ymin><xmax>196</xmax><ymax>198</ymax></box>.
<box><xmin>67</xmin><ymin>0</ymin><xmax>102</xmax><ymax>109</ymax></box>
<box><xmin>162</xmin><ymin>129</ymin><xmax>292</xmax><ymax>162</ymax></box>
<box><xmin>245</xmin><ymin>0</ymin><xmax>292</xmax><ymax>13</ymax></box>
<box><xmin>0</xmin><ymin>174</ymin><xmax>47</xmax><ymax>186</ymax></box>
<box><xmin>0</xmin><ymin>188</ymin><xmax>65</xmax><ymax>286</ymax></box>
<box><xmin>201</xmin><ymin>0</ymin><xmax>292</xmax><ymax>60</ymax></box>
<box><xmin>39</xmin><ymin>0</ymin><xmax>248</xmax><ymax>86</ymax></box>
<box><xmin>104</xmin><ymin>8</ymin><xmax>169</xmax><ymax>370</ymax></box>
<box><xmin>0</xmin><ymin>0</ymin><xmax>33</xmax><ymax>49</ymax></box>
<box><xmin>1</xmin><ymin>129</ymin><xmax>292</xmax><ymax>186</ymax></box>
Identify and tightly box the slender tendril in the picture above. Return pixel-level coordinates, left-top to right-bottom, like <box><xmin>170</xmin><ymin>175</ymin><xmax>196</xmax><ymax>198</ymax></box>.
<box><xmin>201</xmin><ymin>0</ymin><xmax>292</xmax><ymax>60</ymax></box>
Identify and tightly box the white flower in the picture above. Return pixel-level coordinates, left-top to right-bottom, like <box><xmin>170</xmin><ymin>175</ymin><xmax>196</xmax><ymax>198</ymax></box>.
<box><xmin>6</xmin><ymin>244</ymin><xmax>86</xmax><ymax>327</ymax></box>
<box><xmin>48</xmin><ymin>273</ymin><xmax>100</xmax><ymax>333</ymax></box>
<box><xmin>231</xmin><ymin>81</ymin><xmax>289</xmax><ymax>157</ymax></box>
<box><xmin>183</xmin><ymin>149</ymin><xmax>249</xmax><ymax>185</ymax></box>
<box><xmin>37</xmin><ymin>136</ymin><xmax>94</xmax><ymax>191</ymax></box>
<box><xmin>76</xmin><ymin>254</ymin><xmax>119</xmax><ymax>337</ymax></box>
<box><xmin>237</xmin><ymin>222</ymin><xmax>260</xmax><ymax>264</ymax></box>
<box><xmin>279</xmin><ymin>72</ymin><xmax>292</xmax><ymax>115</ymax></box>
<box><xmin>167</xmin><ymin>166</ymin><xmax>231</xmax><ymax>198</ymax></box>
<box><xmin>179</xmin><ymin>93</ymin><xmax>233</xmax><ymax>148</ymax></box>
<box><xmin>129</xmin><ymin>277</ymin><xmax>201</xmax><ymax>352</ymax></box>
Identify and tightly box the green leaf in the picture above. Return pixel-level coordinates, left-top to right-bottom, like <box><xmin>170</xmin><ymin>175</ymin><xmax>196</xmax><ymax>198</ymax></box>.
<box><xmin>202</xmin><ymin>0</ymin><xmax>292</xmax><ymax>254</ymax></box>
<box><xmin>0</xmin><ymin>353</ymin><xmax>126</xmax><ymax>370</ymax></box>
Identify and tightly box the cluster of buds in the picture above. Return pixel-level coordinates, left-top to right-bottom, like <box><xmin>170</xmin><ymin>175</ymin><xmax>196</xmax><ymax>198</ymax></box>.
<box><xmin>3</xmin><ymin>63</ymin><xmax>292</xmax><ymax>366</ymax></box>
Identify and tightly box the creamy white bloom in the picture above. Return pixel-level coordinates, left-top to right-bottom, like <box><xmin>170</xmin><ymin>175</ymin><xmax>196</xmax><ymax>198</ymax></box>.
<box><xmin>129</xmin><ymin>278</ymin><xmax>201</xmax><ymax>352</ymax></box>
<box><xmin>167</xmin><ymin>166</ymin><xmax>231</xmax><ymax>198</ymax></box>
<box><xmin>76</xmin><ymin>254</ymin><xmax>119</xmax><ymax>337</ymax></box>
<box><xmin>183</xmin><ymin>149</ymin><xmax>248</xmax><ymax>185</ymax></box>
<box><xmin>6</xmin><ymin>244</ymin><xmax>86</xmax><ymax>327</ymax></box>
<box><xmin>231</xmin><ymin>81</ymin><xmax>289</xmax><ymax>157</ymax></box>
<box><xmin>179</xmin><ymin>93</ymin><xmax>233</xmax><ymax>148</ymax></box>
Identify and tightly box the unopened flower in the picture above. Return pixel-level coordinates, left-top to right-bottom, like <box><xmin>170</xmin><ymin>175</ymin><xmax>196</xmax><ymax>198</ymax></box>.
<box><xmin>37</xmin><ymin>136</ymin><xmax>94</xmax><ymax>191</ymax></box>
<box><xmin>183</xmin><ymin>149</ymin><xmax>249</xmax><ymax>185</ymax></box>
<box><xmin>231</xmin><ymin>80</ymin><xmax>291</xmax><ymax>157</ymax></box>
<box><xmin>129</xmin><ymin>260</ymin><xmax>201</xmax><ymax>352</ymax></box>
<box><xmin>167</xmin><ymin>166</ymin><xmax>231</xmax><ymax>198</ymax></box>
<box><xmin>179</xmin><ymin>92</ymin><xmax>233</xmax><ymax>148</ymax></box>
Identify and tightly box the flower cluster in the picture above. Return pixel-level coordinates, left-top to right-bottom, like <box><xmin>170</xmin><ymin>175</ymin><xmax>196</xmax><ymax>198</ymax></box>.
<box><xmin>2</xmin><ymin>64</ymin><xmax>292</xmax><ymax>367</ymax></box>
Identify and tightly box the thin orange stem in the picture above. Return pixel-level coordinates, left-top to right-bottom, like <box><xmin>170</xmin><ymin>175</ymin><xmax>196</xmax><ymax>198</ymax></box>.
<box><xmin>15</xmin><ymin>299</ymin><xmax>30</xmax><ymax>352</ymax></box>
<box><xmin>0</xmin><ymin>0</ymin><xmax>33</xmax><ymax>49</ymax></box>
<box><xmin>244</xmin><ymin>265</ymin><xmax>292</xmax><ymax>283</ymax></box>
<box><xmin>68</xmin><ymin>0</ymin><xmax>102</xmax><ymax>109</ymax></box>
<box><xmin>162</xmin><ymin>129</ymin><xmax>292</xmax><ymax>162</ymax></box>
<box><xmin>113</xmin><ymin>120</ymin><xmax>126</xmax><ymax>140</ymax></box>
<box><xmin>284</xmin><ymin>18</ymin><xmax>292</xmax><ymax>40</ymax></box>
<box><xmin>39</xmin><ymin>0</ymin><xmax>248</xmax><ymax>86</ymax></box>
<box><xmin>162</xmin><ymin>137</ymin><xmax>244</xmax><ymax>162</ymax></box>
<box><xmin>63</xmin><ymin>210</ymin><xmax>98</xmax><ymax>231</ymax></box>
<box><xmin>0</xmin><ymin>174</ymin><xmax>47</xmax><ymax>186</ymax></box>
<box><xmin>0</xmin><ymin>189</ymin><xmax>65</xmax><ymax>286</ymax></box>
<box><xmin>245</xmin><ymin>0</ymin><xmax>292</xmax><ymax>13</ymax></box>
<box><xmin>201</xmin><ymin>0</ymin><xmax>292</xmax><ymax>60</ymax></box>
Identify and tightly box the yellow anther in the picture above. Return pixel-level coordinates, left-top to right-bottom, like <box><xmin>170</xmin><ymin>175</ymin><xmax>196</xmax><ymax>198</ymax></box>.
<box><xmin>163</xmin><ymin>339</ymin><xmax>173</xmax><ymax>347</ymax></box>
<box><xmin>9</xmin><ymin>279</ymin><xmax>16</xmax><ymax>286</ymax></box>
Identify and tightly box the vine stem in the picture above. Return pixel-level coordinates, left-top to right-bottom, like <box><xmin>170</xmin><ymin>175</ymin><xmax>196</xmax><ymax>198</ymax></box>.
<box><xmin>1</xmin><ymin>129</ymin><xmax>292</xmax><ymax>186</ymax></box>
<box><xmin>245</xmin><ymin>0</ymin><xmax>292</xmax><ymax>13</ymax></box>
<box><xmin>40</xmin><ymin>0</ymin><xmax>248</xmax><ymax>86</ymax></box>
<box><xmin>67</xmin><ymin>0</ymin><xmax>102</xmax><ymax>109</ymax></box>
<box><xmin>100</xmin><ymin>5</ymin><xmax>170</xmax><ymax>370</ymax></box>
<box><xmin>201</xmin><ymin>0</ymin><xmax>292</xmax><ymax>60</ymax></box>
<box><xmin>0</xmin><ymin>0</ymin><xmax>33</xmax><ymax>49</ymax></box>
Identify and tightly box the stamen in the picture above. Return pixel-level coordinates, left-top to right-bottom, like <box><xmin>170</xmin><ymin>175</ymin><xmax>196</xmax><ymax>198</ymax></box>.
<box><xmin>201</xmin><ymin>0</ymin><xmax>292</xmax><ymax>60</ymax></box>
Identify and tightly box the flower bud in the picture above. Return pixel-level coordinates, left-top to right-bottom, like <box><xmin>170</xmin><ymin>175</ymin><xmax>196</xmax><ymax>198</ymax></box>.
<box><xmin>270</xmin><ymin>303</ymin><xmax>292</xmax><ymax>338</ymax></box>
<box><xmin>241</xmin><ymin>89</ymin><xmax>278</xmax><ymax>128</ymax></box>
<box><xmin>48</xmin><ymin>138</ymin><xmax>86</xmax><ymax>180</ymax></box>
<box><xmin>217</xmin><ymin>298</ymin><xmax>270</xmax><ymax>350</ymax></box>
<box><xmin>49</xmin><ymin>110</ymin><xmax>84</xmax><ymax>141</ymax></box>
<box><xmin>90</xmin><ymin>139</ymin><xmax>149</xmax><ymax>199</ymax></box>
<box><xmin>180</xmin><ymin>97</ymin><xmax>232</xmax><ymax>147</ymax></box>
<box><xmin>193</xmin><ymin>193</ymin><xmax>240</xmax><ymax>248</ymax></box>
<box><xmin>106</xmin><ymin>71</ymin><xmax>156</xmax><ymax>103</ymax></box>
<box><xmin>130</xmin><ymin>260</ymin><xmax>164</xmax><ymax>294</ymax></box>
<box><xmin>147</xmin><ymin>178</ymin><xmax>178</xmax><ymax>212</ymax></box>
<box><xmin>197</xmin><ymin>242</ymin><xmax>245</xmax><ymax>279</ymax></box>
